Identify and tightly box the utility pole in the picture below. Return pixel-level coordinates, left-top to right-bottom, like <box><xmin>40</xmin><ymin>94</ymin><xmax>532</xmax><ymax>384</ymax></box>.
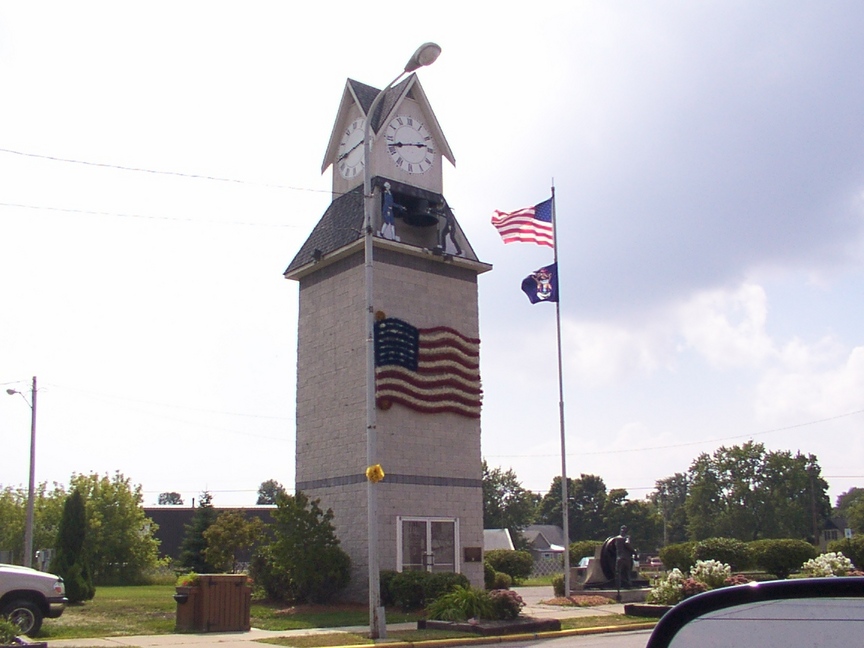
<box><xmin>25</xmin><ymin>376</ymin><xmax>37</xmax><ymax>568</ymax></box>
<box><xmin>6</xmin><ymin>376</ymin><xmax>37</xmax><ymax>567</ymax></box>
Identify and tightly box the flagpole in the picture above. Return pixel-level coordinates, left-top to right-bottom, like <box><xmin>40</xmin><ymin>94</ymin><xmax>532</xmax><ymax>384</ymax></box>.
<box><xmin>550</xmin><ymin>182</ymin><xmax>571</xmax><ymax>596</ymax></box>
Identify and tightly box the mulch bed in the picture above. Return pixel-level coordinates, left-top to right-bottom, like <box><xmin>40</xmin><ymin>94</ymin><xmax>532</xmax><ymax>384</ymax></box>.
<box><xmin>424</xmin><ymin>617</ymin><xmax>561</xmax><ymax>636</ymax></box>
<box><xmin>541</xmin><ymin>595</ymin><xmax>617</xmax><ymax>607</ymax></box>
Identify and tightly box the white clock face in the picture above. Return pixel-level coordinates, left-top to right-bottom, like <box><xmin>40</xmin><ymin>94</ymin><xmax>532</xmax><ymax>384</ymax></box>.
<box><xmin>337</xmin><ymin>117</ymin><xmax>366</xmax><ymax>179</ymax></box>
<box><xmin>386</xmin><ymin>114</ymin><xmax>435</xmax><ymax>174</ymax></box>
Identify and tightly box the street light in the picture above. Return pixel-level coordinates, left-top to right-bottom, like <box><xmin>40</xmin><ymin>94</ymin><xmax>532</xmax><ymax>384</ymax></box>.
<box><xmin>362</xmin><ymin>43</ymin><xmax>441</xmax><ymax>640</ymax></box>
<box><xmin>6</xmin><ymin>376</ymin><xmax>37</xmax><ymax>569</ymax></box>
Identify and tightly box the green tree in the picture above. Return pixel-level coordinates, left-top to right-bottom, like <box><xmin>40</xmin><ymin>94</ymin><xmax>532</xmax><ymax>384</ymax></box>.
<box><xmin>0</xmin><ymin>482</ymin><xmax>66</xmax><ymax>564</ymax></box>
<box><xmin>835</xmin><ymin>487</ymin><xmax>864</xmax><ymax>533</ymax></box>
<box><xmin>203</xmin><ymin>511</ymin><xmax>266</xmax><ymax>573</ymax></box>
<box><xmin>0</xmin><ymin>486</ymin><xmax>27</xmax><ymax>562</ymax></box>
<box><xmin>651</xmin><ymin>473</ymin><xmax>690</xmax><ymax>545</ymax></box>
<box><xmin>158</xmin><ymin>492</ymin><xmax>184</xmax><ymax>505</ymax></box>
<box><xmin>685</xmin><ymin>442</ymin><xmax>830</xmax><ymax>542</ymax></box>
<box><xmin>265</xmin><ymin>490</ymin><xmax>350</xmax><ymax>603</ymax></box>
<box><xmin>482</xmin><ymin>462</ymin><xmax>537</xmax><ymax>544</ymax></box>
<box><xmin>256</xmin><ymin>480</ymin><xmax>287</xmax><ymax>505</ymax></box>
<box><xmin>603</xmin><ymin>491</ymin><xmax>663</xmax><ymax>553</ymax></box>
<box><xmin>70</xmin><ymin>472</ymin><xmax>162</xmax><ymax>584</ymax></box>
<box><xmin>179</xmin><ymin>491</ymin><xmax>219</xmax><ymax>573</ymax></box>
<box><xmin>51</xmin><ymin>489</ymin><xmax>95</xmax><ymax>602</ymax></box>
<box><xmin>537</xmin><ymin>474</ymin><xmax>609</xmax><ymax>541</ymax></box>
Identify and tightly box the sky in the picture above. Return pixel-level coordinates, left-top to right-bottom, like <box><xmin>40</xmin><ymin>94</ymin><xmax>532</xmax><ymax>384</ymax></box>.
<box><xmin>2</xmin><ymin>2</ymin><xmax>863</xmax><ymax>512</ymax></box>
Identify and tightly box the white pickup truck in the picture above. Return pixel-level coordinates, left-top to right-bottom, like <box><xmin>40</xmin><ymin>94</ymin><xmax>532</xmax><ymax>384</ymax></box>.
<box><xmin>0</xmin><ymin>564</ymin><xmax>66</xmax><ymax>636</ymax></box>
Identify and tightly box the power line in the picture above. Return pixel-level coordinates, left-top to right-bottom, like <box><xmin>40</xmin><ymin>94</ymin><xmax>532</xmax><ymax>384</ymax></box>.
<box><xmin>0</xmin><ymin>201</ymin><xmax>301</xmax><ymax>227</ymax></box>
<box><xmin>0</xmin><ymin>146</ymin><xmax>328</xmax><ymax>193</ymax></box>
<box><xmin>45</xmin><ymin>382</ymin><xmax>290</xmax><ymax>420</ymax></box>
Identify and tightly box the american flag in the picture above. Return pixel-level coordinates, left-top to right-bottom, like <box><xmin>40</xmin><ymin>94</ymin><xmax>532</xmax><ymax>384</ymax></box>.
<box><xmin>491</xmin><ymin>198</ymin><xmax>554</xmax><ymax>248</ymax></box>
<box><xmin>374</xmin><ymin>317</ymin><xmax>482</xmax><ymax>419</ymax></box>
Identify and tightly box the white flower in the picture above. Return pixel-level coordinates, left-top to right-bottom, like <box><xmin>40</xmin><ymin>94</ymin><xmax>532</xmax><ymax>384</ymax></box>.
<box><xmin>801</xmin><ymin>552</ymin><xmax>853</xmax><ymax>577</ymax></box>
<box><xmin>691</xmin><ymin>559</ymin><xmax>731</xmax><ymax>589</ymax></box>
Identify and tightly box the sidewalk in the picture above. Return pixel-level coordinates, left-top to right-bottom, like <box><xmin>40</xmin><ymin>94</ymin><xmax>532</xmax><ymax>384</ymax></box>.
<box><xmin>44</xmin><ymin>586</ymin><xmax>631</xmax><ymax>648</ymax></box>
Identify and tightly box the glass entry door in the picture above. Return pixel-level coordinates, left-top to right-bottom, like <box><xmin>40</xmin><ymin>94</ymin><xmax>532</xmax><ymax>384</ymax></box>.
<box><xmin>398</xmin><ymin>517</ymin><xmax>458</xmax><ymax>573</ymax></box>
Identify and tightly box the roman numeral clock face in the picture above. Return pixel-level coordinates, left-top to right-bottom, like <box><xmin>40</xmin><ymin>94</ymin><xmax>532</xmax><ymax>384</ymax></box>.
<box><xmin>386</xmin><ymin>115</ymin><xmax>435</xmax><ymax>174</ymax></box>
<box><xmin>337</xmin><ymin>118</ymin><xmax>366</xmax><ymax>179</ymax></box>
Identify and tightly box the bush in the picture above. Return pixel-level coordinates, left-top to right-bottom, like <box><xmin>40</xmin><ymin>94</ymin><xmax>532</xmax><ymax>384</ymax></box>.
<box><xmin>690</xmin><ymin>560</ymin><xmax>731</xmax><ymax>589</ymax></box>
<box><xmin>265</xmin><ymin>491</ymin><xmax>351</xmax><ymax>604</ymax></box>
<box><xmin>492</xmin><ymin>572</ymin><xmax>512</xmax><ymax>589</ymax></box>
<box><xmin>249</xmin><ymin>546</ymin><xmax>294</xmax><ymax>602</ymax></box>
<box><xmin>426</xmin><ymin>585</ymin><xmax>493</xmax><ymax>621</ymax></box>
<box><xmin>647</xmin><ymin>559</ymin><xmax>735</xmax><ymax>605</ymax></box>
<box><xmin>484</xmin><ymin>550</ymin><xmax>533</xmax><ymax>583</ymax></box>
<box><xmin>489</xmin><ymin>589</ymin><xmax>524</xmax><ymax>620</ymax></box>
<box><xmin>551</xmin><ymin>574</ymin><xmax>565</xmax><ymax>597</ymax></box>
<box><xmin>0</xmin><ymin>618</ymin><xmax>20</xmax><ymax>644</ymax></box>
<box><xmin>801</xmin><ymin>552</ymin><xmax>854</xmax><ymax>577</ymax></box>
<box><xmin>380</xmin><ymin>570</ymin><xmax>398</xmax><ymax>606</ymax></box>
<box><xmin>384</xmin><ymin>570</ymin><xmax>469</xmax><ymax>611</ymax></box>
<box><xmin>569</xmin><ymin>540</ymin><xmax>602</xmax><ymax>565</ymax></box>
<box><xmin>693</xmin><ymin>538</ymin><xmax>750</xmax><ymax>571</ymax></box>
<box><xmin>647</xmin><ymin>568</ymin><xmax>686</xmax><ymax>604</ymax></box>
<box><xmin>828</xmin><ymin>536</ymin><xmax>864</xmax><ymax>570</ymax></box>
<box><xmin>427</xmin><ymin>572</ymin><xmax>471</xmax><ymax>602</ymax></box>
<box><xmin>483</xmin><ymin>561</ymin><xmax>495</xmax><ymax>590</ymax></box>
<box><xmin>659</xmin><ymin>542</ymin><xmax>696</xmax><ymax>572</ymax></box>
<box><xmin>749</xmin><ymin>539</ymin><xmax>817</xmax><ymax>578</ymax></box>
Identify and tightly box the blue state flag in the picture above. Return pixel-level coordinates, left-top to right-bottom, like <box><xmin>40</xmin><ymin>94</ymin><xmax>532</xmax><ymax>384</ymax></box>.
<box><xmin>521</xmin><ymin>263</ymin><xmax>559</xmax><ymax>304</ymax></box>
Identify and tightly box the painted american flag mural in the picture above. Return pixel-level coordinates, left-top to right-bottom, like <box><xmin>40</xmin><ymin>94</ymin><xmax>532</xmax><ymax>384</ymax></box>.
<box><xmin>373</xmin><ymin>317</ymin><xmax>482</xmax><ymax>419</ymax></box>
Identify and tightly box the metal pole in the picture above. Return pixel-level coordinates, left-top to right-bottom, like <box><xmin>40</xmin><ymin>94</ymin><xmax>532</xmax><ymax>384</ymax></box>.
<box><xmin>361</xmin><ymin>43</ymin><xmax>440</xmax><ymax>639</ymax></box>
<box><xmin>24</xmin><ymin>376</ymin><xmax>37</xmax><ymax>568</ymax></box>
<box><xmin>550</xmin><ymin>185</ymin><xmax>570</xmax><ymax>596</ymax></box>
<box><xmin>363</xmin><ymin>83</ymin><xmax>392</xmax><ymax>640</ymax></box>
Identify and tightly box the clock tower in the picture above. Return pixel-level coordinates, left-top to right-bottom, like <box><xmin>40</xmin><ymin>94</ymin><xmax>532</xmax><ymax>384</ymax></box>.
<box><xmin>285</xmin><ymin>73</ymin><xmax>490</xmax><ymax>601</ymax></box>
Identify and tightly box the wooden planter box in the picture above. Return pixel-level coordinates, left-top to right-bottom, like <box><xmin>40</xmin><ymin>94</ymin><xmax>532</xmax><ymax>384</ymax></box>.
<box><xmin>174</xmin><ymin>575</ymin><xmax>251</xmax><ymax>633</ymax></box>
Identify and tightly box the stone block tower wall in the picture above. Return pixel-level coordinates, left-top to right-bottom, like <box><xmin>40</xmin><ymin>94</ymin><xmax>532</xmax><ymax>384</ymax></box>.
<box><xmin>294</xmin><ymin>247</ymin><xmax>484</xmax><ymax>600</ymax></box>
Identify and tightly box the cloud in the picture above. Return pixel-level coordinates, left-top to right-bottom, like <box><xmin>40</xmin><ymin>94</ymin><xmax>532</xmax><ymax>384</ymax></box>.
<box><xmin>677</xmin><ymin>283</ymin><xmax>776</xmax><ymax>368</ymax></box>
<box><xmin>550</xmin><ymin>3</ymin><xmax>864</xmax><ymax>320</ymax></box>
<box><xmin>755</xmin><ymin>345</ymin><xmax>864</xmax><ymax>425</ymax></box>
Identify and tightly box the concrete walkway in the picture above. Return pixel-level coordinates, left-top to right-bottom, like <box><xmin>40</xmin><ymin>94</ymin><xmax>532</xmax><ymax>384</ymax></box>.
<box><xmin>44</xmin><ymin>586</ymin><xmax>631</xmax><ymax>648</ymax></box>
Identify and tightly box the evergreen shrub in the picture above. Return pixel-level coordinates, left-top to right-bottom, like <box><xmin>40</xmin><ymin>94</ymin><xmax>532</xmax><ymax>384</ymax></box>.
<box><xmin>384</xmin><ymin>570</ymin><xmax>469</xmax><ymax>610</ymax></box>
<box><xmin>484</xmin><ymin>549</ymin><xmax>533</xmax><ymax>583</ymax></box>
<box><xmin>569</xmin><ymin>540</ymin><xmax>602</xmax><ymax>565</ymax></box>
<box><xmin>658</xmin><ymin>542</ymin><xmax>696</xmax><ymax>572</ymax></box>
<box><xmin>827</xmin><ymin>536</ymin><xmax>864</xmax><ymax>571</ymax></box>
<box><xmin>748</xmin><ymin>539</ymin><xmax>816</xmax><ymax>578</ymax></box>
<box><xmin>693</xmin><ymin>537</ymin><xmax>751</xmax><ymax>570</ymax></box>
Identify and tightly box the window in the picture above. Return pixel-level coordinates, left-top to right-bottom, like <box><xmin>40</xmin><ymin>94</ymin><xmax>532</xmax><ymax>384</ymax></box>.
<box><xmin>397</xmin><ymin>517</ymin><xmax>459</xmax><ymax>573</ymax></box>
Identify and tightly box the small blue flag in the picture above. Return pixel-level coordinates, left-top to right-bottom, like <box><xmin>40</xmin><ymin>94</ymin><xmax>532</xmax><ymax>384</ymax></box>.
<box><xmin>521</xmin><ymin>263</ymin><xmax>559</xmax><ymax>304</ymax></box>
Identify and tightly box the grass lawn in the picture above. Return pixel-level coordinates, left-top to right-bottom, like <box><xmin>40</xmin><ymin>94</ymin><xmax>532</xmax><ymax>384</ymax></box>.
<box><xmin>34</xmin><ymin>585</ymin><xmax>652</xmax><ymax>644</ymax></box>
<box><xmin>35</xmin><ymin>586</ymin><xmax>420</xmax><ymax>641</ymax></box>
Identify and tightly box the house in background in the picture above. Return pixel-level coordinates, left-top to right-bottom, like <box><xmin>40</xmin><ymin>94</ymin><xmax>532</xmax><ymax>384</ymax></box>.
<box><xmin>483</xmin><ymin>529</ymin><xmax>514</xmax><ymax>552</ymax></box>
<box><xmin>820</xmin><ymin>516</ymin><xmax>853</xmax><ymax>552</ymax></box>
<box><xmin>521</xmin><ymin>525</ymin><xmax>566</xmax><ymax>562</ymax></box>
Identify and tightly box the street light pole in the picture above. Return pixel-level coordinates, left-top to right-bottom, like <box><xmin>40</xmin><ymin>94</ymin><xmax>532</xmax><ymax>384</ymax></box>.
<box><xmin>362</xmin><ymin>43</ymin><xmax>441</xmax><ymax>640</ymax></box>
<box><xmin>6</xmin><ymin>376</ymin><xmax>37</xmax><ymax>568</ymax></box>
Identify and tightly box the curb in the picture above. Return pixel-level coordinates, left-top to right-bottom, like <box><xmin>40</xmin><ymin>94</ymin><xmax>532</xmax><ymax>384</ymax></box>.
<box><xmin>323</xmin><ymin>622</ymin><xmax>658</xmax><ymax>648</ymax></box>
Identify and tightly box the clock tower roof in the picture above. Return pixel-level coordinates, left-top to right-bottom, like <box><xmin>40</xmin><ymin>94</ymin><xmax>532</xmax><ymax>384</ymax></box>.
<box><xmin>283</xmin><ymin>178</ymin><xmax>488</xmax><ymax>280</ymax></box>
<box><xmin>321</xmin><ymin>75</ymin><xmax>454</xmax><ymax>175</ymax></box>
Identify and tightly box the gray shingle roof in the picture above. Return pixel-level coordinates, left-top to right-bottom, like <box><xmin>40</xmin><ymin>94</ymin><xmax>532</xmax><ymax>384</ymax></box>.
<box><xmin>284</xmin><ymin>185</ymin><xmax>364</xmax><ymax>276</ymax></box>
<box><xmin>284</xmin><ymin>177</ymin><xmax>482</xmax><ymax>277</ymax></box>
<box><xmin>348</xmin><ymin>77</ymin><xmax>412</xmax><ymax>133</ymax></box>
